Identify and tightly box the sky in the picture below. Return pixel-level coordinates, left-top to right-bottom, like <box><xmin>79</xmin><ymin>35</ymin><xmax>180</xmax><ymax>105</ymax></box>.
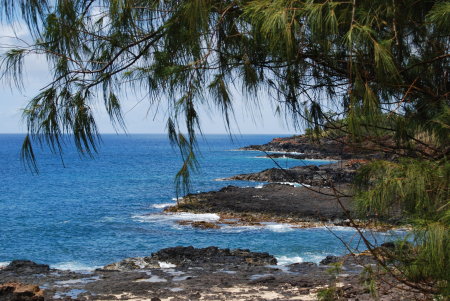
<box><xmin>0</xmin><ymin>24</ymin><xmax>298</xmax><ymax>136</ymax></box>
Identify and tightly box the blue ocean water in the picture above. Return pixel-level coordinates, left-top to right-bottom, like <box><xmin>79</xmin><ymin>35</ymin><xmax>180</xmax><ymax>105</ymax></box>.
<box><xmin>0</xmin><ymin>134</ymin><xmax>401</xmax><ymax>270</ymax></box>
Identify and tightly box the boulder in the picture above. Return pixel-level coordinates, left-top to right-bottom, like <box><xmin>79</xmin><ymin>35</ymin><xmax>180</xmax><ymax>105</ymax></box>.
<box><xmin>0</xmin><ymin>283</ymin><xmax>44</xmax><ymax>301</ymax></box>
<box><xmin>102</xmin><ymin>257</ymin><xmax>160</xmax><ymax>271</ymax></box>
<box><xmin>2</xmin><ymin>261</ymin><xmax>49</xmax><ymax>274</ymax></box>
<box><xmin>320</xmin><ymin>255</ymin><xmax>341</xmax><ymax>265</ymax></box>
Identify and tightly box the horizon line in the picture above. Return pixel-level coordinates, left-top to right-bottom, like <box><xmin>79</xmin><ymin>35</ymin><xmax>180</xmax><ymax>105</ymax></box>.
<box><xmin>0</xmin><ymin>132</ymin><xmax>298</xmax><ymax>136</ymax></box>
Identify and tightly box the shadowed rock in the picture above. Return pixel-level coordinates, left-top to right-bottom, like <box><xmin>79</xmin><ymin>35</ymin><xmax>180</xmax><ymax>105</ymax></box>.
<box><xmin>2</xmin><ymin>261</ymin><xmax>50</xmax><ymax>275</ymax></box>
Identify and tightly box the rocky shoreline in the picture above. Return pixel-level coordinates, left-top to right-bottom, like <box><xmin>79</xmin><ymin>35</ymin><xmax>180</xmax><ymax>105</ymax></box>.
<box><xmin>1</xmin><ymin>135</ymin><xmax>411</xmax><ymax>300</ymax></box>
<box><xmin>164</xmin><ymin>136</ymin><xmax>401</xmax><ymax>229</ymax></box>
<box><xmin>165</xmin><ymin>183</ymin><xmax>355</xmax><ymax>228</ymax></box>
<box><xmin>240</xmin><ymin>135</ymin><xmax>390</xmax><ymax>161</ymax></box>
<box><xmin>0</xmin><ymin>246</ymin><xmax>426</xmax><ymax>301</ymax></box>
<box><xmin>217</xmin><ymin>160</ymin><xmax>362</xmax><ymax>187</ymax></box>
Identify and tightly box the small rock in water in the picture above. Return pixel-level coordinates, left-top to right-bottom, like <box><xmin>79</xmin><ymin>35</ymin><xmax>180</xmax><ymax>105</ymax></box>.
<box><xmin>102</xmin><ymin>257</ymin><xmax>160</xmax><ymax>271</ymax></box>
<box><xmin>320</xmin><ymin>255</ymin><xmax>341</xmax><ymax>265</ymax></box>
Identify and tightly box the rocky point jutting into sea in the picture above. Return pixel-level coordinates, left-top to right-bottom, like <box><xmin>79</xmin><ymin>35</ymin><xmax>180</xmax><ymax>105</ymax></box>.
<box><xmin>1</xmin><ymin>135</ymin><xmax>412</xmax><ymax>300</ymax></box>
<box><xmin>165</xmin><ymin>135</ymin><xmax>404</xmax><ymax>229</ymax></box>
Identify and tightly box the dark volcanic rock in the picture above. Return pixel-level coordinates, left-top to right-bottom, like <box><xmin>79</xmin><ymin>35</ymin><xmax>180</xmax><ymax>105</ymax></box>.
<box><xmin>177</xmin><ymin>183</ymin><xmax>353</xmax><ymax>221</ymax></box>
<box><xmin>221</xmin><ymin>161</ymin><xmax>360</xmax><ymax>186</ymax></box>
<box><xmin>288</xmin><ymin>262</ymin><xmax>322</xmax><ymax>274</ymax></box>
<box><xmin>102</xmin><ymin>256</ymin><xmax>160</xmax><ymax>271</ymax></box>
<box><xmin>103</xmin><ymin>246</ymin><xmax>277</xmax><ymax>272</ymax></box>
<box><xmin>320</xmin><ymin>255</ymin><xmax>341</xmax><ymax>265</ymax></box>
<box><xmin>241</xmin><ymin>135</ymin><xmax>386</xmax><ymax>160</ymax></box>
<box><xmin>2</xmin><ymin>261</ymin><xmax>50</xmax><ymax>275</ymax></box>
<box><xmin>151</xmin><ymin>246</ymin><xmax>277</xmax><ymax>267</ymax></box>
<box><xmin>0</xmin><ymin>248</ymin><xmax>427</xmax><ymax>301</ymax></box>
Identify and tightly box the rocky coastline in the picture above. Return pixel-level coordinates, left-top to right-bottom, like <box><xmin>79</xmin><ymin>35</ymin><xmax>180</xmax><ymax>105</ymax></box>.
<box><xmin>164</xmin><ymin>136</ymin><xmax>401</xmax><ymax>229</ymax></box>
<box><xmin>1</xmin><ymin>135</ymin><xmax>411</xmax><ymax>300</ymax></box>
<box><xmin>0</xmin><ymin>246</ymin><xmax>426</xmax><ymax>301</ymax></box>
<box><xmin>240</xmin><ymin>135</ymin><xmax>389</xmax><ymax>161</ymax></box>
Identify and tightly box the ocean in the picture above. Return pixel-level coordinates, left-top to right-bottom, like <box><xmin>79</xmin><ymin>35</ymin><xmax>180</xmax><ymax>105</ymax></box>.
<box><xmin>0</xmin><ymin>134</ymin><xmax>401</xmax><ymax>270</ymax></box>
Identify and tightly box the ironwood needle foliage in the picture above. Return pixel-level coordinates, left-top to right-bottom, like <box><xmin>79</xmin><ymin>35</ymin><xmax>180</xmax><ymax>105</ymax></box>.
<box><xmin>0</xmin><ymin>0</ymin><xmax>448</xmax><ymax>296</ymax></box>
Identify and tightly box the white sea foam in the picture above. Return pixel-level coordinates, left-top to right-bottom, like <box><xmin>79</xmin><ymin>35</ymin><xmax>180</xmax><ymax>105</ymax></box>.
<box><xmin>0</xmin><ymin>261</ymin><xmax>10</xmax><ymax>268</ymax></box>
<box><xmin>151</xmin><ymin>203</ymin><xmax>176</xmax><ymax>209</ymax></box>
<box><xmin>266</xmin><ymin>151</ymin><xmax>305</xmax><ymax>155</ymax></box>
<box><xmin>159</xmin><ymin>261</ymin><xmax>176</xmax><ymax>268</ymax></box>
<box><xmin>218</xmin><ymin>225</ymin><xmax>263</xmax><ymax>233</ymax></box>
<box><xmin>51</xmin><ymin>262</ymin><xmax>100</xmax><ymax>271</ymax></box>
<box><xmin>276</xmin><ymin>256</ymin><xmax>304</xmax><ymax>265</ymax></box>
<box><xmin>255</xmin><ymin>184</ymin><xmax>264</xmax><ymax>189</ymax></box>
<box><xmin>318</xmin><ymin>226</ymin><xmax>356</xmax><ymax>232</ymax></box>
<box><xmin>303</xmin><ymin>158</ymin><xmax>338</xmax><ymax>162</ymax></box>
<box><xmin>277</xmin><ymin>182</ymin><xmax>302</xmax><ymax>188</ymax></box>
<box><xmin>303</xmin><ymin>254</ymin><xmax>329</xmax><ymax>263</ymax></box>
<box><xmin>133</xmin><ymin>212</ymin><xmax>221</xmax><ymax>223</ymax></box>
<box><xmin>265</xmin><ymin>223</ymin><xmax>294</xmax><ymax>233</ymax></box>
<box><xmin>218</xmin><ymin>222</ymin><xmax>296</xmax><ymax>233</ymax></box>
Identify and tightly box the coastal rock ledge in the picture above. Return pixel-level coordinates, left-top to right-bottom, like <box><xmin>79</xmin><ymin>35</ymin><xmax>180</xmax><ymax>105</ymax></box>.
<box><xmin>104</xmin><ymin>246</ymin><xmax>277</xmax><ymax>271</ymax></box>
<box><xmin>0</xmin><ymin>247</ymin><xmax>428</xmax><ymax>300</ymax></box>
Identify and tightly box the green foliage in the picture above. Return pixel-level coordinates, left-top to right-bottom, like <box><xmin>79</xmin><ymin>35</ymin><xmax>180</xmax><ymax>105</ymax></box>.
<box><xmin>317</xmin><ymin>262</ymin><xmax>344</xmax><ymax>301</ymax></box>
<box><xmin>355</xmin><ymin>159</ymin><xmax>449</xmax><ymax>222</ymax></box>
<box><xmin>355</xmin><ymin>159</ymin><xmax>449</xmax><ymax>294</ymax></box>
<box><xmin>361</xmin><ymin>266</ymin><xmax>379</xmax><ymax>300</ymax></box>
<box><xmin>0</xmin><ymin>0</ymin><xmax>447</xmax><ymax>180</ymax></box>
<box><xmin>326</xmin><ymin>262</ymin><xmax>343</xmax><ymax>278</ymax></box>
<box><xmin>0</xmin><ymin>1</ymin><xmax>448</xmax><ymax>295</ymax></box>
<box><xmin>317</xmin><ymin>287</ymin><xmax>338</xmax><ymax>301</ymax></box>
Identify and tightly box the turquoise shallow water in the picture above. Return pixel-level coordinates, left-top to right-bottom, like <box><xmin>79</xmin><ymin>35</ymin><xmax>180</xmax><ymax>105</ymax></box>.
<box><xmin>0</xmin><ymin>134</ymin><xmax>402</xmax><ymax>270</ymax></box>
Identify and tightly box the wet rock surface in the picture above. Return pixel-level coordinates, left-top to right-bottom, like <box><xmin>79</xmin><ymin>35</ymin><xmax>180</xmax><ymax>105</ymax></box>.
<box><xmin>0</xmin><ymin>248</ymin><xmax>428</xmax><ymax>300</ymax></box>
